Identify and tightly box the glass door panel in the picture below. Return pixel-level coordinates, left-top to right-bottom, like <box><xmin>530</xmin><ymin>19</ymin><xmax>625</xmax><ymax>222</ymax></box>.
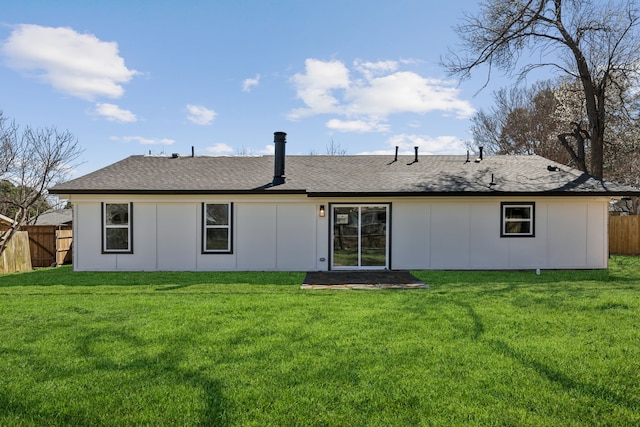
<box><xmin>360</xmin><ymin>206</ymin><xmax>387</xmax><ymax>267</ymax></box>
<box><xmin>332</xmin><ymin>206</ymin><xmax>359</xmax><ymax>267</ymax></box>
<box><xmin>331</xmin><ymin>205</ymin><xmax>388</xmax><ymax>269</ymax></box>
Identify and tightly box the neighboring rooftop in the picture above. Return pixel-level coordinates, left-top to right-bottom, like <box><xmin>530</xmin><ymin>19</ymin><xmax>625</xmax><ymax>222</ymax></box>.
<box><xmin>34</xmin><ymin>209</ymin><xmax>73</xmax><ymax>226</ymax></box>
<box><xmin>49</xmin><ymin>154</ymin><xmax>640</xmax><ymax>197</ymax></box>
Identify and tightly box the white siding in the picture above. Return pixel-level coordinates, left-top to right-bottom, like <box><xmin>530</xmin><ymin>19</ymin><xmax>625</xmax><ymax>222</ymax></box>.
<box><xmin>69</xmin><ymin>195</ymin><xmax>610</xmax><ymax>271</ymax></box>
<box><xmin>391</xmin><ymin>203</ymin><xmax>429</xmax><ymax>269</ymax></box>
<box><xmin>157</xmin><ymin>204</ymin><xmax>198</xmax><ymax>271</ymax></box>
<box><xmin>430</xmin><ymin>203</ymin><xmax>471</xmax><ymax>268</ymax></box>
<box><xmin>236</xmin><ymin>204</ymin><xmax>277</xmax><ymax>270</ymax></box>
<box><xmin>116</xmin><ymin>203</ymin><xmax>157</xmax><ymax>271</ymax></box>
<box><xmin>276</xmin><ymin>204</ymin><xmax>317</xmax><ymax>271</ymax></box>
<box><xmin>391</xmin><ymin>197</ymin><xmax>608</xmax><ymax>270</ymax></box>
<box><xmin>315</xmin><ymin>203</ymin><xmax>330</xmax><ymax>271</ymax></box>
<box><xmin>469</xmin><ymin>202</ymin><xmax>507</xmax><ymax>268</ymax></box>
<box><xmin>74</xmin><ymin>203</ymin><xmax>114</xmax><ymax>271</ymax></box>
<box><xmin>587</xmin><ymin>202</ymin><xmax>607</xmax><ymax>267</ymax></box>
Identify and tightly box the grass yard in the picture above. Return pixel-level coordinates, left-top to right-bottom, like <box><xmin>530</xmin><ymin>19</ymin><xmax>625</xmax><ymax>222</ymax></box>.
<box><xmin>1</xmin><ymin>258</ymin><xmax>639</xmax><ymax>426</ymax></box>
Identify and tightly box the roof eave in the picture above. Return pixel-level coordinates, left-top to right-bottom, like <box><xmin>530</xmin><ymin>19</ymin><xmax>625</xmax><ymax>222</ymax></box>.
<box><xmin>306</xmin><ymin>190</ymin><xmax>640</xmax><ymax>197</ymax></box>
<box><xmin>50</xmin><ymin>189</ymin><xmax>640</xmax><ymax>198</ymax></box>
<box><xmin>48</xmin><ymin>188</ymin><xmax>308</xmax><ymax>196</ymax></box>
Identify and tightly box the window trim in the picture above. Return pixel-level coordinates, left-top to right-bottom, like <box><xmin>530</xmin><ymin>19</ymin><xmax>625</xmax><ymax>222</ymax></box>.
<box><xmin>101</xmin><ymin>202</ymin><xmax>133</xmax><ymax>254</ymax></box>
<box><xmin>202</xmin><ymin>202</ymin><xmax>233</xmax><ymax>254</ymax></box>
<box><xmin>500</xmin><ymin>202</ymin><xmax>535</xmax><ymax>238</ymax></box>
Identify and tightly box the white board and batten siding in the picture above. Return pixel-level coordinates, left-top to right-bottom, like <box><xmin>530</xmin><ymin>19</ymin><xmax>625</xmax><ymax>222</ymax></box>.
<box><xmin>71</xmin><ymin>195</ymin><xmax>610</xmax><ymax>271</ymax></box>
<box><xmin>391</xmin><ymin>197</ymin><xmax>609</xmax><ymax>270</ymax></box>
<box><xmin>72</xmin><ymin>196</ymin><xmax>323</xmax><ymax>272</ymax></box>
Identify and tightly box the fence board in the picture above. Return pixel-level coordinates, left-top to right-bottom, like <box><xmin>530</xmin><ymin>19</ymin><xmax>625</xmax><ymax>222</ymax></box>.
<box><xmin>26</xmin><ymin>226</ymin><xmax>57</xmax><ymax>267</ymax></box>
<box><xmin>56</xmin><ymin>229</ymin><xmax>73</xmax><ymax>266</ymax></box>
<box><xmin>0</xmin><ymin>225</ymin><xmax>72</xmax><ymax>267</ymax></box>
<box><xmin>0</xmin><ymin>231</ymin><xmax>32</xmax><ymax>274</ymax></box>
<box><xmin>609</xmin><ymin>216</ymin><xmax>640</xmax><ymax>255</ymax></box>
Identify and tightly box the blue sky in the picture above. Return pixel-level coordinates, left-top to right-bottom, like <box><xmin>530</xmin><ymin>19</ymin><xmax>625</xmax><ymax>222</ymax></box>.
<box><xmin>1</xmin><ymin>0</ymin><xmax>512</xmax><ymax>177</ymax></box>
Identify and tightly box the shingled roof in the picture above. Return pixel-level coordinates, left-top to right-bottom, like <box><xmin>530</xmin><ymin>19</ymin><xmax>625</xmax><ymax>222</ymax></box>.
<box><xmin>49</xmin><ymin>154</ymin><xmax>640</xmax><ymax>197</ymax></box>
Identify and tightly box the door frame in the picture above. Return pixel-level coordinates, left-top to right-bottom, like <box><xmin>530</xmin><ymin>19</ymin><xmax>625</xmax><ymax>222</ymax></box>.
<box><xmin>329</xmin><ymin>203</ymin><xmax>391</xmax><ymax>270</ymax></box>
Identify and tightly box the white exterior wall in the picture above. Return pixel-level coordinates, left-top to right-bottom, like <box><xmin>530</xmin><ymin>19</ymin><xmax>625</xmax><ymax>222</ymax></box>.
<box><xmin>71</xmin><ymin>195</ymin><xmax>324</xmax><ymax>272</ymax></box>
<box><xmin>70</xmin><ymin>195</ymin><xmax>609</xmax><ymax>271</ymax></box>
<box><xmin>391</xmin><ymin>197</ymin><xmax>609</xmax><ymax>270</ymax></box>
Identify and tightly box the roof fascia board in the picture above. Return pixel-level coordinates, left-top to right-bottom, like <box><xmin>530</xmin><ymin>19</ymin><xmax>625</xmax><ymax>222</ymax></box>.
<box><xmin>48</xmin><ymin>189</ymin><xmax>308</xmax><ymax>196</ymax></box>
<box><xmin>306</xmin><ymin>191</ymin><xmax>640</xmax><ymax>197</ymax></box>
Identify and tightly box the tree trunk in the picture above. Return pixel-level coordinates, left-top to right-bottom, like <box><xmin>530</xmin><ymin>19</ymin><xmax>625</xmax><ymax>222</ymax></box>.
<box><xmin>589</xmin><ymin>87</ymin><xmax>607</xmax><ymax>178</ymax></box>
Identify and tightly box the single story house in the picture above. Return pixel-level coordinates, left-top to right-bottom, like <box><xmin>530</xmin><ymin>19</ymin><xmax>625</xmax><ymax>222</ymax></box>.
<box><xmin>49</xmin><ymin>132</ymin><xmax>640</xmax><ymax>272</ymax></box>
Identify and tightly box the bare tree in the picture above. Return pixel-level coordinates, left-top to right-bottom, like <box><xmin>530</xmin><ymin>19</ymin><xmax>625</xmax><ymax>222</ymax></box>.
<box><xmin>0</xmin><ymin>115</ymin><xmax>18</xmax><ymax>177</ymax></box>
<box><xmin>444</xmin><ymin>0</ymin><xmax>640</xmax><ymax>178</ymax></box>
<box><xmin>0</xmin><ymin>112</ymin><xmax>83</xmax><ymax>257</ymax></box>
<box><xmin>474</xmin><ymin>75</ymin><xmax>640</xmax><ymax>186</ymax></box>
<box><xmin>325</xmin><ymin>138</ymin><xmax>347</xmax><ymax>156</ymax></box>
<box><xmin>472</xmin><ymin>81</ymin><xmax>573</xmax><ymax>163</ymax></box>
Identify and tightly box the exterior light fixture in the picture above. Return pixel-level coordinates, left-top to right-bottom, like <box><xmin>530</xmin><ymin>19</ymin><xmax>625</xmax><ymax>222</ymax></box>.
<box><xmin>319</xmin><ymin>205</ymin><xmax>325</xmax><ymax>217</ymax></box>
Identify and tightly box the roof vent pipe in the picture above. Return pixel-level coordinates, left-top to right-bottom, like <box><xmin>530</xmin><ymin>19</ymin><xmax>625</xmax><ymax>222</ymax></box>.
<box><xmin>272</xmin><ymin>131</ymin><xmax>287</xmax><ymax>186</ymax></box>
<box><xmin>387</xmin><ymin>146</ymin><xmax>399</xmax><ymax>165</ymax></box>
<box><xmin>479</xmin><ymin>146</ymin><xmax>484</xmax><ymax>161</ymax></box>
<box><xmin>407</xmin><ymin>146</ymin><xmax>419</xmax><ymax>165</ymax></box>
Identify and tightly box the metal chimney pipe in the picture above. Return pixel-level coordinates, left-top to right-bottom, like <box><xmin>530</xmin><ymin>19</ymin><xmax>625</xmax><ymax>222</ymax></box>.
<box><xmin>414</xmin><ymin>146</ymin><xmax>419</xmax><ymax>162</ymax></box>
<box><xmin>394</xmin><ymin>146</ymin><xmax>399</xmax><ymax>161</ymax></box>
<box><xmin>272</xmin><ymin>131</ymin><xmax>287</xmax><ymax>185</ymax></box>
<box><xmin>479</xmin><ymin>146</ymin><xmax>484</xmax><ymax>161</ymax></box>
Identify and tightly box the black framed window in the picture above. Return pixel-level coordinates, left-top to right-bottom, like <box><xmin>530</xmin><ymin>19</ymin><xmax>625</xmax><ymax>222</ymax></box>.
<box><xmin>102</xmin><ymin>203</ymin><xmax>133</xmax><ymax>253</ymax></box>
<box><xmin>501</xmin><ymin>202</ymin><xmax>535</xmax><ymax>237</ymax></box>
<box><xmin>202</xmin><ymin>203</ymin><xmax>233</xmax><ymax>253</ymax></box>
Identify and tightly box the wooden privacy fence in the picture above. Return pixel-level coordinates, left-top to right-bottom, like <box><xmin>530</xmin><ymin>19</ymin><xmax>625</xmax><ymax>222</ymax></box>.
<box><xmin>0</xmin><ymin>225</ymin><xmax>72</xmax><ymax>268</ymax></box>
<box><xmin>609</xmin><ymin>216</ymin><xmax>640</xmax><ymax>255</ymax></box>
<box><xmin>0</xmin><ymin>231</ymin><xmax>32</xmax><ymax>274</ymax></box>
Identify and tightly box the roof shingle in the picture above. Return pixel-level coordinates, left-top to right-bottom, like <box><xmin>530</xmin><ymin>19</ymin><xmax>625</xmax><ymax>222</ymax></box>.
<box><xmin>49</xmin><ymin>154</ymin><xmax>640</xmax><ymax>196</ymax></box>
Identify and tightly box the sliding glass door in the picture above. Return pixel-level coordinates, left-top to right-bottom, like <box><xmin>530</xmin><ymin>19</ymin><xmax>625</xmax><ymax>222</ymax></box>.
<box><xmin>331</xmin><ymin>204</ymin><xmax>389</xmax><ymax>270</ymax></box>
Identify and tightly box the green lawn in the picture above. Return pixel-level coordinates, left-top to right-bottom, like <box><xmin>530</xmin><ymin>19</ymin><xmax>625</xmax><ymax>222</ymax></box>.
<box><xmin>1</xmin><ymin>258</ymin><xmax>639</xmax><ymax>426</ymax></box>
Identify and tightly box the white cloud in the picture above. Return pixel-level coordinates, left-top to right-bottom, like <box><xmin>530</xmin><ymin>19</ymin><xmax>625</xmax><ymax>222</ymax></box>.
<box><xmin>205</xmin><ymin>143</ymin><xmax>233</xmax><ymax>154</ymax></box>
<box><xmin>242</xmin><ymin>74</ymin><xmax>260</xmax><ymax>92</ymax></box>
<box><xmin>288</xmin><ymin>59</ymin><xmax>350</xmax><ymax>119</ymax></box>
<box><xmin>384</xmin><ymin>134</ymin><xmax>467</xmax><ymax>155</ymax></box>
<box><xmin>186</xmin><ymin>104</ymin><xmax>216</xmax><ymax>125</ymax></box>
<box><xmin>114</xmin><ymin>136</ymin><xmax>175</xmax><ymax>145</ymax></box>
<box><xmin>95</xmin><ymin>103</ymin><xmax>137</xmax><ymax>122</ymax></box>
<box><xmin>288</xmin><ymin>58</ymin><xmax>475</xmax><ymax>131</ymax></box>
<box><xmin>257</xmin><ymin>144</ymin><xmax>275</xmax><ymax>155</ymax></box>
<box><xmin>346</xmin><ymin>72</ymin><xmax>475</xmax><ymax>119</ymax></box>
<box><xmin>353</xmin><ymin>59</ymin><xmax>398</xmax><ymax>80</ymax></box>
<box><xmin>326</xmin><ymin>119</ymin><xmax>389</xmax><ymax>133</ymax></box>
<box><xmin>1</xmin><ymin>24</ymin><xmax>138</xmax><ymax>100</ymax></box>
